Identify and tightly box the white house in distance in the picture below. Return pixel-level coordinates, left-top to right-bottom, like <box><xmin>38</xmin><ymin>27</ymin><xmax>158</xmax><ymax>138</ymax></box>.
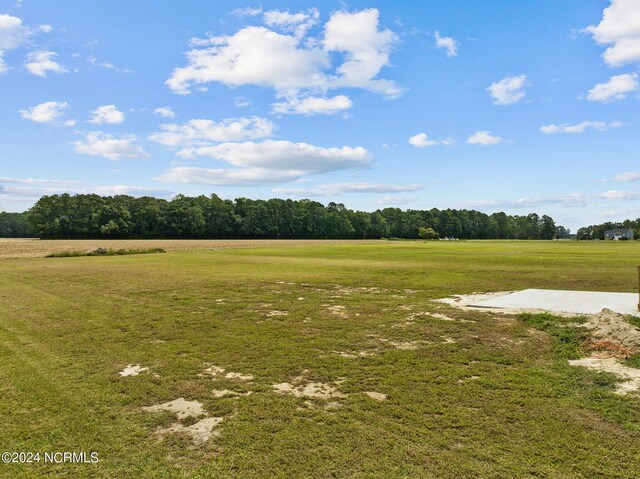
<box><xmin>604</xmin><ymin>228</ymin><xmax>635</xmax><ymax>241</ymax></box>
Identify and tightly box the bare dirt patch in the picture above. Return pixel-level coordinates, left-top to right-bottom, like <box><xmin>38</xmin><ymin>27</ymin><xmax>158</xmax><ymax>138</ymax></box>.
<box><xmin>155</xmin><ymin>417</ymin><xmax>224</xmax><ymax>445</ymax></box>
<box><xmin>363</xmin><ymin>391</ymin><xmax>387</xmax><ymax>401</ymax></box>
<box><xmin>326</xmin><ymin>305</ymin><xmax>348</xmax><ymax>318</ymax></box>
<box><xmin>142</xmin><ymin>398</ymin><xmax>206</xmax><ymax>419</ymax></box>
<box><xmin>569</xmin><ymin>358</ymin><xmax>640</xmax><ymax>395</ymax></box>
<box><xmin>201</xmin><ymin>365</ymin><xmax>253</xmax><ymax>381</ymax></box>
<box><xmin>119</xmin><ymin>364</ymin><xmax>148</xmax><ymax>377</ymax></box>
<box><xmin>273</xmin><ymin>381</ymin><xmax>347</xmax><ymax>400</ymax></box>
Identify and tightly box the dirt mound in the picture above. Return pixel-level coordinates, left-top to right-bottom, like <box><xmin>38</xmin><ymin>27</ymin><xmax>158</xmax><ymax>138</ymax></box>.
<box><xmin>582</xmin><ymin>308</ymin><xmax>640</xmax><ymax>352</ymax></box>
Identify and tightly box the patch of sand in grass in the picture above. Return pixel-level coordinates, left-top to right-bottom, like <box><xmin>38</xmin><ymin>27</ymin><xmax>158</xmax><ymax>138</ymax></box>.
<box><xmin>155</xmin><ymin>417</ymin><xmax>224</xmax><ymax>445</ymax></box>
<box><xmin>266</xmin><ymin>310</ymin><xmax>289</xmax><ymax>317</ymax></box>
<box><xmin>201</xmin><ymin>365</ymin><xmax>253</xmax><ymax>381</ymax></box>
<box><xmin>273</xmin><ymin>381</ymin><xmax>346</xmax><ymax>400</ymax></box>
<box><xmin>142</xmin><ymin>398</ymin><xmax>206</xmax><ymax>419</ymax></box>
<box><xmin>337</xmin><ymin>350</ymin><xmax>375</xmax><ymax>359</ymax></box>
<box><xmin>458</xmin><ymin>376</ymin><xmax>481</xmax><ymax>383</ymax></box>
<box><xmin>569</xmin><ymin>357</ymin><xmax>640</xmax><ymax>395</ymax></box>
<box><xmin>211</xmin><ymin>389</ymin><xmax>254</xmax><ymax>398</ymax></box>
<box><xmin>364</xmin><ymin>391</ymin><xmax>387</xmax><ymax>401</ymax></box>
<box><xmin>375</xmin><ymin>336</ymin><xmax>428</xmax><ymax>350</ymax></box>
<box><xmin>442</xmin><ymin>336</ymin><xmax>457</xmax><ymax>344</ymax></box>
<box><xmin>119</xmin><ymin>364</ymin><xmax>149</xmax><ymax>377</ymax></box>
<box><xmin>326</xmin><ymin>305</ymin><xmax>348</xmax><ymax>318</ymax></box>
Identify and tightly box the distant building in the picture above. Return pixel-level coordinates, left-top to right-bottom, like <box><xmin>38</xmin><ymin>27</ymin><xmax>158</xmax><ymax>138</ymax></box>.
<box><xmin>604</xmin><ymin>228</ymin><xmax>635</xmax><ymax>240</ymax></box>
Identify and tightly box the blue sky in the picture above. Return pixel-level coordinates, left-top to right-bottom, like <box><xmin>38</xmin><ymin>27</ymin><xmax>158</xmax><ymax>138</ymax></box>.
<box><xmin>1</xmin><ymin>0</ymin><xmax>639</xmax><ymax>231</ymax></box>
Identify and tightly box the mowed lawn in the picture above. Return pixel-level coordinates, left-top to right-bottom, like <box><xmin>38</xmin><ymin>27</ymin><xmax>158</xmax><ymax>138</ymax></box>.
<box><xmin>1</xmin><ymin>240</ymin><xmax>640</xmax><ymax>478</ymax></box>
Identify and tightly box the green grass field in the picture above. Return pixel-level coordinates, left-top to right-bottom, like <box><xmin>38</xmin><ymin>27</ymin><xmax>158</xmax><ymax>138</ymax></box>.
<box><xmin>2</xmin><ymin>240</ymin><xmax>640</xmax><ymax>478</ymax></box>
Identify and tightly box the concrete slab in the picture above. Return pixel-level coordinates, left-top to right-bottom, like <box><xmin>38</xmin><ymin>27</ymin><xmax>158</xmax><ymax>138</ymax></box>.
<box><xmin>470</xmin><ymin>289</ymin><xmax>639</xmax><ymax>316</ymax></box>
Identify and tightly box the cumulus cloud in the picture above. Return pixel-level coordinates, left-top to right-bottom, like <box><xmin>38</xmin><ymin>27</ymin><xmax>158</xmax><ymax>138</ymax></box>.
<box><xmin>25</xmin><ymin>50</ymin><xmax>67</xmax><ymax>77</ymax></box>
<box><xmin>540</xmin><ymin>120</ymin><xmax>622</xmax><ymax>134</ymax></box>
<box><xmin>166</xmin><ymin>8</ymin><xmax>401</xmax><ymax>107</ymax></box>
<box><xmin>587</xmin><ymin>73</ymin><xmax>639</xmax><ymax>102</ymax></box>
<box><xmin>408</xmin><ymin>132</ymin><xmax>454</xmax><ymax>148</ymax></box>
<box><xmin>584</xmin><ymin>0</ymin><xmax>640</xmax><ymax>67</ymax></box>
<box><xmin>487</xmin><ymin>74</ymin><xmax>527</xmax><ymax>105</ymax></box>
<box><xmin>89</xmin><ymin>104</ymin><xmax>125</xmax><ymax>124</ymax></box>
<box><xmin>154</xmin><ymin>106</ymin><xmax>175</xmax><ymax>118</ymax></box>
<box><xmin>72</xmin><ymin>132</ymin><xmax>150</xmax><ymax>160</ymax></box>
<box><xmin>466</xmin><ymin>130</ymin><xmax>505</xmax><ymax>146</ymax></box>
<box><xmin>0</xmin><ymin>13</ymin><xmax>30</xmax><ymax>73</ymax></box>
<box><xmin>434</xmin><ymin>31</ymin><xmax>458</xmax><ymax>57</ymax></box>
<box><xmin>149</xmin><ymin>116</ymin><xmax>275</xmax><ymax>149</ymax></box>
<box><xmin>19</xmin><ymin>101</ymin><xmax>70</xmax><ymax>123</ymax></box>
<box><xmin>187</xmin><ymin>140</ymin><xmax>371</xmax><ymax>173</ymax></box>
<box><xmin>155</xmin><ymin>140</ymin><xmax>372</xmax><ymax>186</ymax></box>
<box><xmin>273</xmin><ymin>182</ymin><xmax>422</xmax><ymax>196</ymax></box>
<box><xmin>272</xmin><ymin>94</ymin><xmax>353</xmax><ymax>115</ymax></box>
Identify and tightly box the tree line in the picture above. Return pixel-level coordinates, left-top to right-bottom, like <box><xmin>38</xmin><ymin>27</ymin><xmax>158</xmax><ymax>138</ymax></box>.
<box><xmin>0</xmin><ymin>193</ymin><xmax>569</xmax><ymax>240</ymax></box>
<box><xmin>577</xmin><ymin>219</ymin><xmax>640</xmax><ymax>240</ymax></box>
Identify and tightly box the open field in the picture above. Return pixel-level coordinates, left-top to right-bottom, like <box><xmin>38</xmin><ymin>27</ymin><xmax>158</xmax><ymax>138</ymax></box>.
<box><xmin>0</xmin><ymin>238</ymin><xmax>380</xmax><ymax>259</ymax></box>
<box><xmin>1</xmin><ymin>240</ymin><xmax>640</xmax><ymax>478</ymax></box>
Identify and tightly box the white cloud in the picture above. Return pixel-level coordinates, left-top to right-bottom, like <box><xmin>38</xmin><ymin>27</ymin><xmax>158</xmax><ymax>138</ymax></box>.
<box><xmin>434</xmin><ymin>31</ymin><xmax>458</xmax><ymax>57</ymax></box>
<box><xmin>324</xmin><ymin>9</ymin><xmax>400</xmax><ymax>97</ymax></box>
<box><xmin>155</xmin><ymin>140</ymin><xmax>373</xmax><ymax>186</ymax></box>
<box><xmin>584</xmin><ymin>0</ymin><xmax>640</xmax><ymax>67</ymax></box>
<box><xmin>263</xmin><ymin>8</ymin><xmax>319</xmax><ymax>38</ymax></box>
<box><xmin>272</xmin><ymin>94</ymin><xmax>353</xmax><ymax>115</ymax></box>
<box><xmin>167</xmin><ymin>8</ymin><xmax>401</xmax><ymax>103</ymax></box>
<box><xmin>38</xmin><ymin>24</ymin><xmax>53</xmax><ymax>33</ymax></box>
<box><xmin>154</xmin><ymin>106</ymin><xmax>175</xmax><ymax>118</ymax></box>
<box><xmin>19</xmin><ymin>101</ymin><xmax>69</xmax><ymax>123</ymax></box>
<box><xmin>188</xmin><ymin>140</ymin><xmax>372</xmax><ymax>173</ymax></box>
<box><xmin>72</xmin><ymin>132</ymin><xmax>150</xmax><ymax>160</ymax></box>
<box><xmin>540</xmin><ymin>120</ymin><xmax>622</xmax><ymax>134</ymax></box>
<box><xmin>607</xmin><ymin>171</ymin><xmax>640</xmax><ymax>182</ymax></box>
<box><xmin>408</xmin><ymin>132</ymin><xmax>454</xmax><ymax>148</ymax></box>
<box><xmin>155</xmin><ymin>167</ymin><xmax>300</xmax><ymax>186</ymax></box>
<box><xmin>273</xmin><ymin>182</ymin><xmax>422</xmax><ymax>196</ymax></box>
<box><xmin>89</xmin><ymin>105</ymin><xmax>125</xmax><ymax>124</ymax></box>
<box><xmin>487</xmin><ymin>74</ymin><xmax>527</xmax><ymax>105</ymax></box>
<box><xmin>0</xmin><ymin>13</ymin><xmax>30</xmax><ymax>74</ymax></box>
<box><xmin>87</xmin><ymin>55</ymin><xmax>132</xmax><ymax>73</ymax></box>
<box><xmin>25</xmin><ymin>50</ymin><xmax>67</xmax><ymax>77</ymax></box>
<box><xmin>230</xmin><ymin>6</ymin><xmax>263</xmax><ymax>18</ymax></box>
<box><xmin>467</xmin><ymin>130</ymin><xmax>505</xmax><ymax>146</ymax></box>
<box><xmin>587</xmin><ymin>73</ymin><xmax>639</xmax><ymax>102</ymax></box>
<box><xmin>167</xmin><ymin>26</ymin><xmax>327</xmax><ymax>94</ymax></box>
<box><xmin>0</xmin><ymin>13</ymin><xmax>29</xmax><ymax>51</ymax></box>
<box><xmin>149</xmin><ymin>116</ymin><xmax>275</xmax><ymax>148</ymax></box>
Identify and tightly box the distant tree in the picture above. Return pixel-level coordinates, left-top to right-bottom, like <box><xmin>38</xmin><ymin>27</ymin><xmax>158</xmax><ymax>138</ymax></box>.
<box><xmin>418</xmin><ymin>227</ymin><xmax>439</xmax><ymax>240</ymax></box>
